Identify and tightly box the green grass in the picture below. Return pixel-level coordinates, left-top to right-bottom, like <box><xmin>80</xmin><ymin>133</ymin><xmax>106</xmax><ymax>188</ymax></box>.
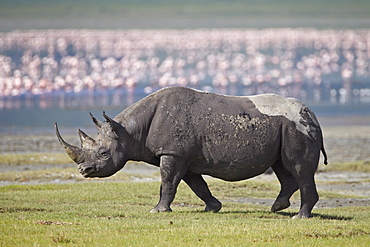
<box><xmin>0</xmin><ymin>166</ymin><xmax>154</xmax><ymax>184</ymax></box>
<box><xmin>319</xmin><ymin>161</ymin><xmax>370</xmax><ymax>173</ymax></box>
<box><xmin>1</xmin><ymin>181</ymin><xmax>369</xmax><ymax>246</ymax></box>
<box><xmin>1</xmin><ymin>152</ymin><xmax>369</xmax><ymax>245</ymax></box>
<box><xmin>0</xmin><ymin>153</ymin><xmax>70</xmax><ymax>166</ymax></box>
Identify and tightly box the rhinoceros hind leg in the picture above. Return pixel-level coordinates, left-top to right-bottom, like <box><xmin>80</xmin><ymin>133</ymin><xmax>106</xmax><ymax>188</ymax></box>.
<box><xmin>294</xmin><ymin>175</ymin><xmax>318</xmax><ymax>218</ymax></box>
<box><xmin>281</xmin><ymin>153</ymin><xmax>320</xmax><ymax>218</ymax></box>
<box><xmin>182</xmin><ymin>172</ymin><xmax>222</xmax><ymax>213</ymax></box>
<box><xmin>271</xmin><ymin>160</ymin><xmax>299</xmax><ymax>212</ymax></box>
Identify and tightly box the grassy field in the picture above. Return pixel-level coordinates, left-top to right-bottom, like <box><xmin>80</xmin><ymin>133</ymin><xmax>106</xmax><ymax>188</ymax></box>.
<box><xmin>0</xmin><ymin>152</ymin><xmax>369</xmax><ymax>246</ymax></box>
<box><xmin>1</xmin><ymin>0</ymin><xmax>369</xmax><ymax>30</ymax></box>
<box><xmin>1</xmin><ymin>125</ymin><xmax>369</xmax><ymax>246</ymax></box>
<box><xmin>1</xmin><ymin>180</ymin><xmax>369</xmax><ymax>246</ymax></box>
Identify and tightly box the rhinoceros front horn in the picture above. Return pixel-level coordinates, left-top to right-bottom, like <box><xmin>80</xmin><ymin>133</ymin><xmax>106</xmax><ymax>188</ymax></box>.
<box><xmin>55</xmin><ymin>123</ymin><xmax>85</xmax><ymax>164</ymax></box>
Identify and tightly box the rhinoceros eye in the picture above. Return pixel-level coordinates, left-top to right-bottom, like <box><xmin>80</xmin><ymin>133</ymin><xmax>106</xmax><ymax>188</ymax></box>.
<box><xmin>98</xmin><ymin>148</ymin><xmax>110</xmax><ymax>160</ymax></box>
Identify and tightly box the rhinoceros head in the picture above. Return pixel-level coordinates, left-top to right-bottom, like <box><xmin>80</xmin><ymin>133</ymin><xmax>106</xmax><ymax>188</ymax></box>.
<box><xmin>55</xmin><ymin>112</ymin><xmax>128</xmax><ymax>178</ymax></box>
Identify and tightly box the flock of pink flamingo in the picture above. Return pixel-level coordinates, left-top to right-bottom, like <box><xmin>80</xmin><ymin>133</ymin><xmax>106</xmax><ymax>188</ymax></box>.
<box><xmin>0</xmin><ymin>29</ymin><xmax>369</xmax><ymax>108</ymax></box>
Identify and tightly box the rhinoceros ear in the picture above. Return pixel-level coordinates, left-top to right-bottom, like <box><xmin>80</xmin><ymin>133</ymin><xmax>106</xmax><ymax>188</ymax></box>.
<box><xmin>103</xmin><ymin>111</ymin><xmax>125</xmax><ymax>133</ymax></box>
<box><xmin>89</xmin><ymin>112</ymin><xmax>103</xmax><ymax>130</ymax></box>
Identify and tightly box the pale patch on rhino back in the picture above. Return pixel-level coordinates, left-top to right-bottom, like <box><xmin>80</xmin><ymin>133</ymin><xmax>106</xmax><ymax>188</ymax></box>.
<box><xmin>247</xmin><ymin>93</ymin><xmax>320</xmax><ymax>139</ymax></box>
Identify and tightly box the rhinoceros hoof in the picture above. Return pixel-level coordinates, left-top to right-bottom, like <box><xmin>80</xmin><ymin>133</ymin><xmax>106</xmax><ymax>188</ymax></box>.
<box><xmin>150</xmin><ymin>208</ymin><xmax>172</xmax><ymax>213</ymax></box>
<box><xmin>205</xmin><ymin>200</ymin><xmax>222</xmax><ymax>213</ymax></box>
<box><xmin>271</xmin><ymin>200</ymin><xmax>290</xmax><ymax>212</ymax></box>
<box><xmin>205</xmin><ymin>207</ymin><xmax>220</xmax><ymax>213</ymax></box>
<box><xmin>292</xmin><ymin>214</ymin><xmax>310</xmax><ymax>219</ymax></box>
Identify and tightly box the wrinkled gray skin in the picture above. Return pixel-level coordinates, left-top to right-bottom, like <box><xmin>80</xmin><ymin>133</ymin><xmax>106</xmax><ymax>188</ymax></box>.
<box><xmin>56</xmin><ymin>87</ymin><xmax>328</xmax><ymax>218</ymax></box>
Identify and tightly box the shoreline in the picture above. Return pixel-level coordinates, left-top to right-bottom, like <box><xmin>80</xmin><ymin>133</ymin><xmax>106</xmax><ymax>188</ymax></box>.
<box><xmin>2</xmin><ymin>120</ymin><xmax>370</xmax><ymax>163</ymax></box>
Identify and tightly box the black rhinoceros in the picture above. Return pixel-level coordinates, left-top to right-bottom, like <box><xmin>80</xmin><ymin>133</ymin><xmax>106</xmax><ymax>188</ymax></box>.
<box><xmin>55</xmin><ymin>87</ymin><xmax>328</xmax><ymax>218</ymax></box>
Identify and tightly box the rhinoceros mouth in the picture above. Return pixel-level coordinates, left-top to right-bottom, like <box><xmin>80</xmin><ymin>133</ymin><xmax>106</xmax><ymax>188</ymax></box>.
<box><xmin>78</xmin><ymin>164</ymin><xmax>99</xmax><ymax>177</ymax></box>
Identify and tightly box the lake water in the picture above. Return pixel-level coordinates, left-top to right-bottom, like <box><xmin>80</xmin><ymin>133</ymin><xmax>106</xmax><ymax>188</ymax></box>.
<box><xmin>1</xmin><ymin>86</ymin><xmax>369</xmax><ymax>135</ymax></box>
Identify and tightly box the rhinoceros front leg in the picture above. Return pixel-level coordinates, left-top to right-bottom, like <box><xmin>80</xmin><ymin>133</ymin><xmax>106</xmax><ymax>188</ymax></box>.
<box><xmin>182</xmin><ymin>172</ymin><xmax>222</xmax><ymax>212</ymax></box>
<box><xmin>150</xmin><ymin>155</ymin><xmax>188</xmax><ymax>213</ymax></box>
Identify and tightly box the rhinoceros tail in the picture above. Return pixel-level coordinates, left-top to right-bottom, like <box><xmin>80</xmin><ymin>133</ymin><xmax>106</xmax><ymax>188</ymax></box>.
<box><xmin>321</xmin><ymin>145</ymin><xmax>328</xmax><ymax>165</ymax></box>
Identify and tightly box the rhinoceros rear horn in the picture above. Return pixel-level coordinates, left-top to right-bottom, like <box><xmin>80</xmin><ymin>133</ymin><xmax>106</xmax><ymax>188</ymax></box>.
<box><xmin>78</xmin><ymin>129</ymin><xmax>96</xmax><ymax>149</ymax></box>
<box><xmin>55</xmin><ymin>123</ymin><xmax>85</xmax><ymax>164</ymax></box>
